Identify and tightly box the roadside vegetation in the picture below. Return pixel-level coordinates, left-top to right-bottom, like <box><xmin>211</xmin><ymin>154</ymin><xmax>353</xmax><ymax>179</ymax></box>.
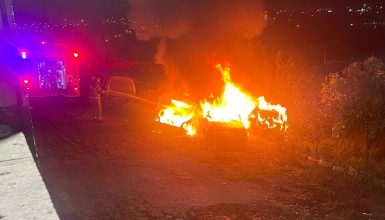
<box><xmin>255</xmin><ymin>51</ymin><xmax>385</xmax><ymax>169</ymax></box>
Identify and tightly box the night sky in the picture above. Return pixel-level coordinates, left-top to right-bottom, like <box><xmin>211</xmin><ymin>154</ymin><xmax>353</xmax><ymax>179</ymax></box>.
<box><xmin>263</xmin><ymin>0</ymin><xmax>384</xmax><ymax>10</ymax></box>
<box><xmin>13</xmin><ymin>0</ymin><xmax>385</xmax><ymax>23</ymax></box>
<box><xmin>13</xmin><ymin>0</ymin><xmax>128</xmax><ymax>23</ymax></box>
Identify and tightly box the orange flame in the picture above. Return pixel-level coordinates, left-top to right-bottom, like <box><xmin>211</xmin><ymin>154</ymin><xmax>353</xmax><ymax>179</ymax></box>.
<box><xmin>201</xmin><ymin>64</ymin><xmax>256</xmax><ymax>129</ymax></box>
<box><xmin>253</xmin><ymin>96</ymin><xmax>288</xmax><ymax>130</ymax></box>
<box><xmin>157</xmin><ymin>63</ymin><xmax>288</xmax><ymax>136</ymax></box>
<box><xmin>157</xmin><ymin>99</ymin><xmax>197</xmax><ymax>136</ymax></box>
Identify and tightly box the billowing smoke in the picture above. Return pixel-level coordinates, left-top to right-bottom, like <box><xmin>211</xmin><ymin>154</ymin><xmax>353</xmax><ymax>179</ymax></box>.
<box><xmin>128</xmin><ymin>0</ymin><xmax>266</xmax><ymax>99</ymax></box>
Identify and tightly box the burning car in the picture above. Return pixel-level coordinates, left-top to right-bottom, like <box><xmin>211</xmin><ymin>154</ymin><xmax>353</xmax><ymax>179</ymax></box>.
<box><xmin>156</xmin><ymin>63</ymin><xmax>288</xmax><ymax>142</ymax></box>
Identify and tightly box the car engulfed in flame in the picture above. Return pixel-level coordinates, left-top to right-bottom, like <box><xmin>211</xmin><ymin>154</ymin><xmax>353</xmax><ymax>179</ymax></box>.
<box><xmin>156</xmin><ymin>63</ymin><xmax>288</xmax><ymax>137</ymax></box>
<box><xmin>156</xmin><ymin>99</ymin><xmax>197</xmax><ymax>136</ymax></box>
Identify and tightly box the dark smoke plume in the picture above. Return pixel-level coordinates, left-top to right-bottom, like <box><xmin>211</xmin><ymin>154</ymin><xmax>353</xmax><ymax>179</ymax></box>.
<box><xmin>128</xmin><ymin>0</ymin><xmax>266</xmax><ymax>99</ymax></box>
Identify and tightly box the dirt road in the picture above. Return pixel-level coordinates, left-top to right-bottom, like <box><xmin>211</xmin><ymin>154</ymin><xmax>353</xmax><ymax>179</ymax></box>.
<box><xmin>32</xmin><ymin>98</ymin><xmax>385</xmax><ymax>219</ymax></box>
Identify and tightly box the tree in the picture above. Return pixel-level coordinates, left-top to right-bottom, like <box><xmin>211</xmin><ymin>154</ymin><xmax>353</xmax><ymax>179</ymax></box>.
<box><xmin>321</xmin><ymin>57</ymin><xmax>385</xmax><ymax>161</ymax></box>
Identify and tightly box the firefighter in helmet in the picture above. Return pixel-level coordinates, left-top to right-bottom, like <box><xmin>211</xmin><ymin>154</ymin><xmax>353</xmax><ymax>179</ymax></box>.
<box><xmin>90</xmin><ymin>75</ymin><xmax>103</xmax><ymax>122</ymax></box>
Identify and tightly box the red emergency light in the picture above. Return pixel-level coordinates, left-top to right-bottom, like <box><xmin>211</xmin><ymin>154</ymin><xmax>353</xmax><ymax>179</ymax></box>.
<box><xmin>23</xmin><ymin>79</ymin><xmax>30</xmax><ymax>90</ymax></box>
<box><xmin>21</xmin><ymin>51</ymin><xmax>27</xmax><ymax>59</ymax></box>
<box><xmin>73</xmin><ymin>52</ymin><xmax>79</xmax><ymax>58</ymax></box>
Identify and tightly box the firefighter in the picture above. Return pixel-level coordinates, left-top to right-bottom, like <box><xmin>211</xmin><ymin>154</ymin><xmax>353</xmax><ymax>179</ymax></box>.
<box><xmin>90</xmin><ymin>76</ymin><xmax>103</xmax><ymax>122</ymax></box>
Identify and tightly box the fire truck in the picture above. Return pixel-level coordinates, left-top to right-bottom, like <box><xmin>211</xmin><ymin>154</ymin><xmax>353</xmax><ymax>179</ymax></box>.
<box><xmin>17</xmin><ymin>38</ymin><xmax>81</xmax><ymax>98</ymax></box>
<box><xmin>0</xmin><ymin>0</ymin><xmax>82</xmax><ymax>98</ymax></box>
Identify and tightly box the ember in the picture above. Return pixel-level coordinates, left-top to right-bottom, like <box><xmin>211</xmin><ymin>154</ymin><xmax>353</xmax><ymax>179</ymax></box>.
<box><xmin>157</xmin><ymin>63</ymin><xmax>288</xmax><ymax>136</ymax></box>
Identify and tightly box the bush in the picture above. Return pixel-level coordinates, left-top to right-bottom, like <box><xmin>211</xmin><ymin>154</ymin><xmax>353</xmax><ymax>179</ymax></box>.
<box><xmin>321</xmin><ymin>57</ymin><xmax>385</xmax><ymax>162</ymax></box>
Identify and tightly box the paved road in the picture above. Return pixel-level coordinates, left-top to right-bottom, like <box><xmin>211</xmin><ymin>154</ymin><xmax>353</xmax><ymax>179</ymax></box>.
<box><xmin>31</xmin><ymin>99</ymin><xmax>385</xmax><ymax>219</ymax></box>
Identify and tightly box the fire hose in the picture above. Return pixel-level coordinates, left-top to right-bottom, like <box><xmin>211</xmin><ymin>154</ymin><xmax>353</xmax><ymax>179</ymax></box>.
<box><xmin>60</xmin><ymin>90</ymin><xmax>157</xmax><ymax>119</ymax></box>
<box><xmin>107</xmin><ymin>89</ymin><xmax>157</xmax><ymax>106</ymax></box>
